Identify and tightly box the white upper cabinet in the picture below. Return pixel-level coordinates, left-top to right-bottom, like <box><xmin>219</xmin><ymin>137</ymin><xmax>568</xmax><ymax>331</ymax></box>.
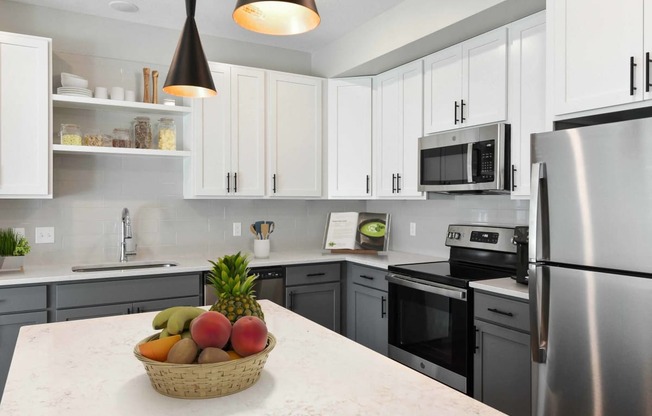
<box><xmin>185</xmin><ymin>63</ymin><xmax>265</xmax><ymax>198</ymax></box>
<box><xmin>267</xmin><ymin>72</ymin><xmax>323</xmax><ymax>198</ymax></box>
<box><xmin>424</xmin><ymin>27</ymin><xmax>507</xmax><ymax>135</ymax></box>
<box><xmin>374</xmin><ymin>60</ymin><xmax>424</xmax><ymax>199</ymax></box>
<box><xmin>0</xmin><ymin>32</ymin><xmax>51</xmax><ymax>198</ymax></box>
<box><xmin>327</xmin><ymin>77</ymin><xmax>372</xmax><ymax>198</ymax></box>
<box><xmin>552</xmin><ymin>0</ymin><xmax>645</xmax><ymax>115</ymax></box>
<box><xmin>508</xmin><ymin>11</ymin><xmax>548</xmax><ymax>198</ymax></box>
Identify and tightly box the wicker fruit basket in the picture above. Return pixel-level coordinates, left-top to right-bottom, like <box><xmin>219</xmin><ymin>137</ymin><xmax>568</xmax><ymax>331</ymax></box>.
<box><xmin>133</xmin><ymin>332</ymin><xmax>276</xmax><ymax>399</ymax></box>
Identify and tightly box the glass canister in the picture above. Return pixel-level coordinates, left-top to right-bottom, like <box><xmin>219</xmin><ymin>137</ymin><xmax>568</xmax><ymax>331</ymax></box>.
<box><xmin>112</xmin><ymin>128</ymin><xmax>131</xmax><ymax>148</ymax></box>
<box><xmin>60</xmin><ymin>124</ymin><xmax>82</xmax><ymax>145</ymax></box>
<box><xmin>157</xmin><ymin>117</ymin><xmax>177</xmax><ymax>150</ymax></box>
<box><xmin>82</xmin><ymin>128</ymin><xmax>104</xmax><ymax>147</ymax></box>
<box><xmin>133</xmin><ymin>116</ymin><xmax>152</xmax><ymax>149</ymax></box>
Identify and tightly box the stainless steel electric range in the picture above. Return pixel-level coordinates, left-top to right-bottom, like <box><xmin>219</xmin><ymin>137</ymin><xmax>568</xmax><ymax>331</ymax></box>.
<box><xmin>386</xmin><ymin>224</ymin><xmax>521</xmax><ymax>395</ymax></box>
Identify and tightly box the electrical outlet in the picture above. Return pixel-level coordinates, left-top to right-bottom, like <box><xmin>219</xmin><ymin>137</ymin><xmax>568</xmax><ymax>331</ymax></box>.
<box><xmin>409</xmin><ymin>222</ymin><xmax>416</xmax><ymax>237</ymax></box>
<box><xmin>233</xmin><ymin>222</ymin><xmax>241</xmax><ymax>237</ymax></box>
<box><xmin>35</xmin><ymin>227</ymin><xmax>55</xmax><ymax>244</ymax></box>
<box><xmin>12</xmin><ymin>228</ymin><xmax>25</xmax><ymax>238</ymax></box>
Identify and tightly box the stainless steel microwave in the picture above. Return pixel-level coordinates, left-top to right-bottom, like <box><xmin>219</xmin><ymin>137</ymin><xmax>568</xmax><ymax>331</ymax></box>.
<box><xmin>418</xmin><ymin>123</ymin><xmax>510</xmax><ymax>193</ymax></box>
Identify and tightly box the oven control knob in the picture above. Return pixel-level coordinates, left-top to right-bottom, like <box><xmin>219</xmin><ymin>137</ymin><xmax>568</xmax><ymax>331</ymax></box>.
<box><xmin>453</xmin><ymin>232</ymin><xmax>461</xmax><ymax>239</ymax></box>
<box><xmin>447</xmin><ymin>232</ymin><xmax>453</xmax><ymax>239</ymax></box>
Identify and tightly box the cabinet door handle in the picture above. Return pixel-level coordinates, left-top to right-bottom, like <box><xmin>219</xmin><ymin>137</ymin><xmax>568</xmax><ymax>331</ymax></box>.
<box><xmin>646</xmin><ymin>52</ymin><xmax>651</xmax><ymax>92</ymax></box>
<box><xmin>460</xmin><ymin>99</ymin><xmax>466</xmax><ymax>123</ymax></box>
<box><xmin>631</xmin><ymin>56</ymin><xmax>637</xmax><ymax>96</ymax></box>
<box><xmin>487</xmin><ymin>307</ymin><xmax>514</xmax><ymax>317</ymax></box>
<box><xmin>127</xmin><ymin>307</ymin><xmax>132</xmax><ymax>314</ymax></box>
<box><xmin>136</xmin><ymin>307</ymin><xmax>142</xmax><ymax>313</ymax></box>
<box><xmin>381</xmin><ymin>296</ymin><xmax>386</xmax><ymax>318</ymax></box>
<box><xmin>288</xmin><ymin>291</ymin><xmax>294</xmax><ymax>310</ymax></box>
<box><xmin>226</xmin><ymin>173</ymin><xmax>230</xmax><ymax>193</ymax></box>
<box><xmin>272</xmin><ymin>174</ymin><xmax>277</xmax><ymax>193</ymax></box>
<box><xmin>306</xmin><ymin>272</ymin><xmax>325</xmax><ymax>277</ymax></box>
<box><xmin>360</xmin><ymin>274</ymin><xmax>374</xmax><ymax>280</ymax></box>
<box><xmin>454</xmin><ymin>101</ymin><xmax>459</xmax><ymax>124</ymax></box>
<box><xmin>392</xmin><ymin>174</ymin><xmax>396</xmax><ymax>193</ymax></box>
<box><xmin>511</xmin><ymin>165</ymin><xmax>517</xmax><ymax>191</ymax></box>
<box><xmin>396</xmin><ymin>173</ymin><xmax>401</xmax><ymax>193</ymax></box>
<box><xmin>474</xmin><ymin>327</ymin><xmax>480</xmax><ymax>352</ymax></box>
<box><xmin>233</xmin><ymin>172</ymin><xmax>238</xmax><ymax>193</ymax></box>
<box><xmin>366</xmin><ymin>175</ymin><xmax>370</xmax><ymax>194</ymax></box>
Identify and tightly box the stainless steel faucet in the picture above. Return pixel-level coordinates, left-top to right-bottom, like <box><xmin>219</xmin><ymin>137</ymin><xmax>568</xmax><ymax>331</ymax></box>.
<box><xmin>120</xmin><ymin>208</ymin><xmax>136</xmax><ymax>262</ymax></box>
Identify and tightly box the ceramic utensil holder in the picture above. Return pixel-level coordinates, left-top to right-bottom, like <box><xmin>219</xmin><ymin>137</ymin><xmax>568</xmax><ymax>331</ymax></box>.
<box><xmin>254</xmin><ymin>239</ymin><xmax>270</xmax><ymax>259</ymax></box>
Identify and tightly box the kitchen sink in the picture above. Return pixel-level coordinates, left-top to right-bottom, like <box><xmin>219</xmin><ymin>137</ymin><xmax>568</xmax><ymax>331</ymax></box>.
<box><xmin>71</xmin><ymin>261</ymin><xmax>178</xmax><ymax>273</ymax></box>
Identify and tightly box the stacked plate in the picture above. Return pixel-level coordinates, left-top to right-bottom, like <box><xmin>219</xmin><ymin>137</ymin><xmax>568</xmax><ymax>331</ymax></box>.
<box><xmin>57</xmin><ymin>87</ymin><xmax>92</xmax><ymax>97</ymax></box>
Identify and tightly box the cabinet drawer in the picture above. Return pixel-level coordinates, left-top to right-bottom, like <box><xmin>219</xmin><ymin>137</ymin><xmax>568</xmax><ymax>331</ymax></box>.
<box><xmin>474</xmin><ymin>292</ymin><xmax>529</xmax><ymax>333</ymax></box>
<box><xmin>350</xmin><ymin>264</ymin><xmax>388</xmax><ymax>292</ymax></box>
<box><xmin>56</xmin><ymin>273</ymin><xmax>201</xmax><ymax>308</ymax></box>
<box><xmin>0</xmin><ymin>286</ymin><xmax>47</xmax><ymax>314</ymax></box>
<box><xmin>286</xmin><ymin>263</ymin><xmax>340</xmax><ymax>286</ymax></box>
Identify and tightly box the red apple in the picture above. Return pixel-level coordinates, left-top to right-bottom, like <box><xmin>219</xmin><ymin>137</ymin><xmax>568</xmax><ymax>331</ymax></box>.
<box><xmin>190</xmin><ymin>311</ymin><xmax>232</xmax><ymax>349</ymax></box>
<box><xmin>230</xmin><ymin>316</ymin><xmax>268</xmax><ymax>357</ymax></box>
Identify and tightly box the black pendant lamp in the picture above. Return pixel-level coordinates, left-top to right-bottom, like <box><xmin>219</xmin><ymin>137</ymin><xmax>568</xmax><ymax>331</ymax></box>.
<box><xmin>163</xmin><ymin>0</ymin><xmax>216</xmax><ymax>98</ymax></box>
<box><xmin>233</xmin><ymin>0</ymin><xmax>320</xmax><ymax>36</ymax></box>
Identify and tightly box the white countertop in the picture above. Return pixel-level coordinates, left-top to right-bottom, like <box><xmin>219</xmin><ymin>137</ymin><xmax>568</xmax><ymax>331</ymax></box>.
<box><xmin>1</xmin><ymin>300</ymin><xmax>502</xmax><ymax>415</ymax></box>
<box><xmin>0</xmin><ymin>250</ymin><xmax>445</xmax><ymax>287</ymax></box>
<box><xmin>469</xmin><ymin>277</ymin><xmax>530</xmax><ymax>300</ymax></box>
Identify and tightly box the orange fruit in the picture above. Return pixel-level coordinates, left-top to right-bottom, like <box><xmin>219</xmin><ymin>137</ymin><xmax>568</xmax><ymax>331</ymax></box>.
<box><xmin>138</xmin><ymin>334</ymin><xmax>181</xmax><ymax>362</ymax></box>
<box><xmin>226</xmin><ymin>350</ymin><xmax>242</xmax><ymax>360</ymax></box>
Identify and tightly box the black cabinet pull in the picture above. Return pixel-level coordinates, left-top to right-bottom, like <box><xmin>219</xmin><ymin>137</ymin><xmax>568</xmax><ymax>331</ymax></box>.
<box><xmin>631</xmin><ymin>56</ymin><xmax>637</xmax><ymax>96</ymax></box>
<box><xmin>127</xmin><ymin>307</ymin><xmax>131</xmax><ymax>314</ymax></box>
<box><xmin>392</xmin><ymin>174</ymin><xmax>396</xmax><ymax>193</ymax></box>
<box><xmin>226</xmin><ymin>173</ymin><xmax>230</xmax><ymax>193</ymax></box>
<box><xmin>233</xmin><ymin>172</ymin><xmax>238</xmax><ymax>193</ymax></box>
<box><xmin>288</xmin><ymin>291</ymin><xmax>294</xmax><ymax>310</ymax></box>
<box><xmin>647</xmin><ymin>52</ymin><xmax>651</xmax><ymax>92</ymax></box>
<box><xmin>306</xmin><ymin>272</ymin><xmax>325</xmax><ymax>277</ymax></box>
<box><xmin>366</xmin><ymin>175</ymin><xmax>370</xmax><ymax>194</ymax></box>
<box><xmin>381</xmin><ymin>296</ymin><xmax>386</xmax><ymax>318</ymax></box>
<box><xmin>136</xmin><ymin>307</ymin><xmax>142</xmax><ymax>313</ymax></box>
<box><xmin>272</xmin><ymin>174</ymin><xmax>277</xmax><ymax>193</ymax></box>
<box><xmin>511</xmin><ymin>165</ymin><xmax>517</xmax><ymax>191</ymax></box>
<box><xmin>460</xmin><ymin>99</ymin><xmax>466</xmax><ymax>123</ymax></box>
<box><xmin>396</xmin><ymin>173</ymin><xmax>401</xmax><ymax>193</ymax></box>
<box><xmin>360</xmin><ymin>274</ymin><xmax>374</xmax><ymax>280</ymax></box>
<box><xmin>474</xmin><ymin>327</ymin><xmax>480</xmax><ymax>352</ymax></box>
<box><xmin>487</xmin><ymin>307</ymin><xmax>514</xmax><ymax>317</ymax></box>
<box><xmin>454</xmin><ymin>101</ymin><xmax>459</xmax><ymax>124</ymax></box>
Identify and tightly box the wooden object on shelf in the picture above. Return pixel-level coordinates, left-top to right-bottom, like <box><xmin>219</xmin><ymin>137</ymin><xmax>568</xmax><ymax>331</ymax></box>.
<box><xmin>143</xmin><ymin>67</ymin><xmax>151</xmax><ymax>103</ymax></box>
<box><xmin>152</xmin><ymin>70</ymin><xmax>159</xmax><ymax>104</ymax></box>
<box><xmin>330</xmin><ymin>249</ymin><xmax>379</xmax><ymax>255</ymax></box>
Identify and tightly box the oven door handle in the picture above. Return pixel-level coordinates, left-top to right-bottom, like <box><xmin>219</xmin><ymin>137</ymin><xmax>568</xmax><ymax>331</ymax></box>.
<box><xmin>386</xmin><ymin>273</ymin><xmax>467</xmax><ymax>301</ymax></box>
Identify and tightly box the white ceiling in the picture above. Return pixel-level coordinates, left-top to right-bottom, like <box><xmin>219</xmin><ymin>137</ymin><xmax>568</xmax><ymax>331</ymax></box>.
<box><xmin>7</xmin><ymin>0</ymin><xmax>407</xmax><ymax>53</ymax></box>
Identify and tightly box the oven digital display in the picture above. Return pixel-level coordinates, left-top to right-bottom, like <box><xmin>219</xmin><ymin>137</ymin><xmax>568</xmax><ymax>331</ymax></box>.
<box><xmin>470</xmin><ymin>231</ymin><xmax>499</xmax><ymax>244</ymax></box>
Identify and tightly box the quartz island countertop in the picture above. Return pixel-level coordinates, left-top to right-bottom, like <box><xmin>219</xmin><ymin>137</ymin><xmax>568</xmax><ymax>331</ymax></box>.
<box><xmin>1</xmin><ymin>300</ymin><xmax>502</xmax><ymax>415</ymax></box>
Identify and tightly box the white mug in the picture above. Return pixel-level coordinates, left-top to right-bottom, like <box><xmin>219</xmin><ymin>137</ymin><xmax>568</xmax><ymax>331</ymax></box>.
<box><xmin>253</xmin><ymin>239</ymin><xmax>270</xmax><ymax>259</ymax></box>
<box><xmin>94</xmin><ymin>87</ymin><xmax>108</xmax><ymax>99</ymax></box>
<box><xmin>125</xmin><ymin>90</ymin><xmax>135</xmax><ymax>102</ymax></box>
<box><xmin>110</xmin><ymin>87</ymin><xmax>124</xmax><ymax>100</ymax></box>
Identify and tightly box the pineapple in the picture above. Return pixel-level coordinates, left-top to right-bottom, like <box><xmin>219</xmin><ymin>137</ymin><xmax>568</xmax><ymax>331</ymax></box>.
<box><xmin>208</xmin><ymin>252</ymin><xmax>265</xmax><ymax>324</ymax></box>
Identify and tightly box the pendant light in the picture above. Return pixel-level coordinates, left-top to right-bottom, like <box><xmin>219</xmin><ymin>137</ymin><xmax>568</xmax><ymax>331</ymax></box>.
<box><xmin>163</xmin><ymin>0</ymin><xmax>216</xmax><ymax>98</ymax></box>
<box><xmin>233</xmin><ymin>0</ymin><xmax>320</xmax><ymax>36</ymax></box>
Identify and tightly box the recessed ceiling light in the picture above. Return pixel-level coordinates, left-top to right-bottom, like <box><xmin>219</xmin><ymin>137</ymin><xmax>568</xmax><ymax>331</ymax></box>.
<box><xmin>109</xmin><ymin>1</ymin><xmax>139</xmax><ymax>13</ymax></box>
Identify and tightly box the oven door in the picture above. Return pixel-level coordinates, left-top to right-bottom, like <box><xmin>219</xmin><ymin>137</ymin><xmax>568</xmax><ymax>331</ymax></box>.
<box><xmin>386</xmin><ymin>273</ymin><xmax>470</xmax><ymax>394</ymax></box>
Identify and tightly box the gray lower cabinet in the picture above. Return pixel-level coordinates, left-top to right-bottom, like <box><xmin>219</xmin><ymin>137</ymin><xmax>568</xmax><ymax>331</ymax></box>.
<box><xmin>351</xmin><ymin>283</ymin><xmax>387</xmax><ymax>355</ymax></box>
<box><xmin>0</xmin><ymin>285</ymin><xmax>48</xmax><ymax>400</ymax></box>
<box><xmin>54</xmin><ymin>273</ymin><xmax>202</xmax><ymax>322</ymax></box>
<box><xmin>473</xmin><ymin>291</ymin><xmax>530</xmax><ymax>416</ymax></box>
<box><xmin>285</xmin><ymin>263</ymin><xmax>341</xmax><ymax>333</ymax></box>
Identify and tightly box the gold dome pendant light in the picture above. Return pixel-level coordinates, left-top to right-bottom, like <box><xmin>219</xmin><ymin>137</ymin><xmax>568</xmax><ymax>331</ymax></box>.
<box><xmin>233</xmin><ymin>0</ymin><xmax>320</xmax><ymax>35</ymax></box>
<box><xmin>163</xmin><ymin>0</ymin><xmax>216</xmax><ymax>97</ymax></box>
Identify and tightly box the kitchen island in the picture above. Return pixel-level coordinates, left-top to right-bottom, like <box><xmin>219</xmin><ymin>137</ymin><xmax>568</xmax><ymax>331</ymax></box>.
<box><xmin>0</xmin><ymin>300</ymin><xmax>502</xmax><ymax>415</ymax></box>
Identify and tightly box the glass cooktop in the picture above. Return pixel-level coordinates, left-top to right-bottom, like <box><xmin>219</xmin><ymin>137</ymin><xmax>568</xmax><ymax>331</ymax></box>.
<box><xmin>388</xmin><ymin>261</ymin><xmax>514</xmax><ymax>289</ymax></box>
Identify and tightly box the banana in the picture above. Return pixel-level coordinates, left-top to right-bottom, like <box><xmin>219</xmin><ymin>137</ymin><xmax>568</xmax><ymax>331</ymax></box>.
<box><xmin>166</xmin><ymin>307</ymin><xmax>205</xmax><ymax>335</ymax></box>
<box><xmin>152</xmin><ymin>306</ymin><xmax>185</xmax><ymax>330</ymax></box>
<box><xmin>159</xmin><ymin>328</ymin><xmax>170</xmax><ymax>338</ymax></box>
<box><xmin>180</xmin><ymin>330</ymin><xmax>192</xmax><ymax>340</ymax></box>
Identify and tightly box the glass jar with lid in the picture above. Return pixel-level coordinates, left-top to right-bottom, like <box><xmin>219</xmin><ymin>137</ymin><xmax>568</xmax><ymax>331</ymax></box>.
<box><xmin>133</xmin><ymin>116</ymin><xmax>152</xmax><ymax>149</ymax></box>
<box><xmin>157</xmin><ymin>117</ymin><xmax>177</xmax><ymax>150</ymax></box>
<box><xmin>82</xmin><ymin>128</ymin><xmax>104</xmax><ymax>147</ymax></box>
<box><xmin>60</xmin><ymin>124</ymin><xmax>82</xmax><ymax>146</ymax></box>
<box><xmin>112</xmin><ymin>128</ymin><xmax>131</xmax><ymax>148</ymax></box>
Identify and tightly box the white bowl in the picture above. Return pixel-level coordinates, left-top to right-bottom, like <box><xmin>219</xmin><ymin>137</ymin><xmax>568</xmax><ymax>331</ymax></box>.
<box><xmin>61</xmin><ymin>72</ymin><xmax>88</xmax><ymax>88</ymax></box>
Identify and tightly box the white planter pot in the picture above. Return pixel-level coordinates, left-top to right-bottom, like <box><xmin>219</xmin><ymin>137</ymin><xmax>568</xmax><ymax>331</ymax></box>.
<box><xmin>0</xmin><ymin>256</ymin><xmax>24</xmax><ymax>272</ymax></box>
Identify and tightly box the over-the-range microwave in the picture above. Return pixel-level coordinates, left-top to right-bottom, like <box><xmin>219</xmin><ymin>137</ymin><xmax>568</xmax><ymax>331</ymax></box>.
<box><xmin>418</xmin><ymin>123</ymin><xmax>510</xmax><ymax>194</ymax></box>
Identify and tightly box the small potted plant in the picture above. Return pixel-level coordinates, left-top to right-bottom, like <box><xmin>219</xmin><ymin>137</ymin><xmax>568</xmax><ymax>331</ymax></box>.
<box><xmin>0</xmin><ymin>228</ymin><xmax>31</xmax><ymax>272</ymax></box>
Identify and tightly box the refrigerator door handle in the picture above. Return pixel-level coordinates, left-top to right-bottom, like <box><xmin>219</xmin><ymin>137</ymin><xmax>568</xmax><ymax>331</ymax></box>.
<box><xmin>529</xmin><ymin>162</ymin><xmax>547</xmax><ymax>262</ymax></box>
<box><xmin>529</xmin><ymin>264</ymin><xmax>549</xmax><ymax>363</ymax></box>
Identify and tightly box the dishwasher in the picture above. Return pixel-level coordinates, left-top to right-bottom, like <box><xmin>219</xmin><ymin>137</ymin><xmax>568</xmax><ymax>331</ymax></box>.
<box><xmin>203</xmin><ymin>266</ymin><xmax>285</xmax><ymax>307</ymax></box>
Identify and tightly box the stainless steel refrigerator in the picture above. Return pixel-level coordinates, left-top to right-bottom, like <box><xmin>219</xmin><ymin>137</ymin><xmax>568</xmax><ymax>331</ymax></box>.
<box><xmin>529</xmin><ymin>117</ymin><xmax>652</xmax><ymax>416</ymax></box>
